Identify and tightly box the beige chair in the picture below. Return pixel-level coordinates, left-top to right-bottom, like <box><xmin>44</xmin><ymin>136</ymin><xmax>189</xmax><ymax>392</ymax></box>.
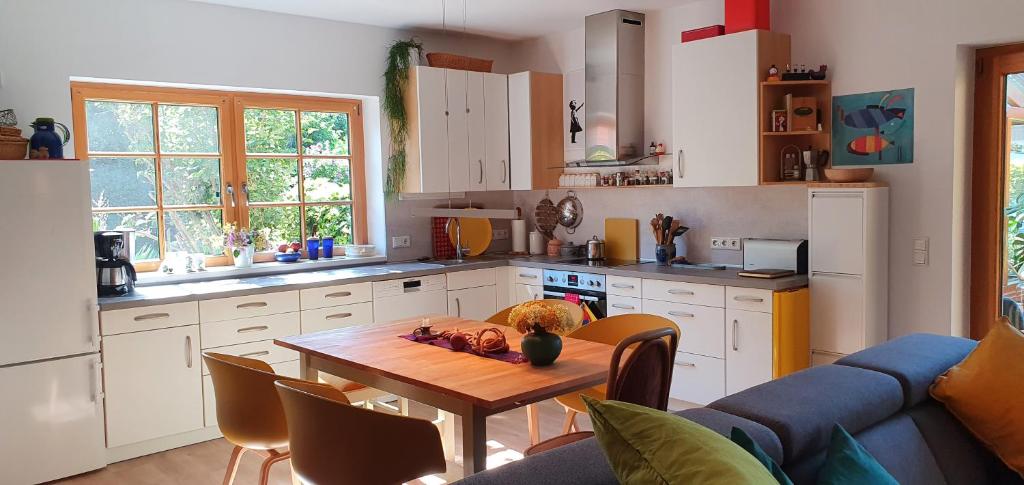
<box><xmin>275</xmin><ymin>379</ymin><xmax>446</xmax><ymax>485</ymax></box>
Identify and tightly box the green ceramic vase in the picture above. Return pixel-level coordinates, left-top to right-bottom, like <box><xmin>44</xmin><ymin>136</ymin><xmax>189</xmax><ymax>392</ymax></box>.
<box><xmin>521</xmin><ymin>324</ymin><xmax>562</xmax><ymax>366</ymax></box>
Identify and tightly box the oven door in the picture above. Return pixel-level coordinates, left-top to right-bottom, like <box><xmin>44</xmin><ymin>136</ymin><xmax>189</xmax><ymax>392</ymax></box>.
<box><xmin>542</xmin><ymin>287</ymin><xmax>607</xmax><ymax>321</ymax></box>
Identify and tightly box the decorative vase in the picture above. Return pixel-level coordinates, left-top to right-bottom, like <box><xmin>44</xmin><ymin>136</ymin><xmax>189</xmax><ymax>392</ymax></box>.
<box><xmin>520</xmin><ymin>324</ymin><xmax>562</xmax><ymax>366</ymax></box>
<box><xmin>29</xmin><ymin>117</ymin><xmax>70</xmax><ymax>159</ymax></box>
<box><xmin>232</xmin><ymin>246</ymin><xmax>255</xmax><ymax>268</ymax></box>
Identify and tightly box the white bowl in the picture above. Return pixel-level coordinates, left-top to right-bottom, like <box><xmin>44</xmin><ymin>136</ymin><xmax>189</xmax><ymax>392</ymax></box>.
<box><xmin>342</xmin><ymin>244</ymin><xmax>376</xmax><ymax>257</ymax></box>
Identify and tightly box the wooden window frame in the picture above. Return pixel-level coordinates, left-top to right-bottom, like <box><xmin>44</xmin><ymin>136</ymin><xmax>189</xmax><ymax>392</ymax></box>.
<box><xmin>970</xmin><ymin>44</ymin><xmax>1024</xmax><ymax>338</ymax></box>
<box><xmin>71</xmin><ymin>82</ymin><xmax>367</xmax><ymax>272</ymax></box>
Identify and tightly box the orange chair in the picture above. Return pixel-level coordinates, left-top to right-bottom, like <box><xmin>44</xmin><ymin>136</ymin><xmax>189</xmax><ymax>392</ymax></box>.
<box><xmin>525</xmin><ymin>326</ymin><xmax>679</xmax><ymax>456</ymax></box>
<box><xmin>275</xmin><ymin>379</ymin><xmax>446</xmax><ymax>485</ymax></box>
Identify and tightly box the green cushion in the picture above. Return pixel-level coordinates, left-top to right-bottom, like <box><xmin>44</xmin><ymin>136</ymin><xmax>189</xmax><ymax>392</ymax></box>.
<box><xmin>817</xmin><ymin>424</ymin><xmax>899</xmax><ymax>485</ymax></box>
<box><xmin>582</xmin><ymin>396</ymin><xmax>777</xmax><ymax>485</ymax></box>
<box><xmin>731</xmin><ymin>427</ymin><xmax>794</xmax><ymax>485</ymax></box>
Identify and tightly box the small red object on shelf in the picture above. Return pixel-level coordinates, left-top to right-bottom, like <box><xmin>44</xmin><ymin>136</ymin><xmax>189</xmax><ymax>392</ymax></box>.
<box><xmin>681</xmin><ymin>25</ymin><xmax>724</xmax><ymax>43</ymax></box>
<box><xmin>725</xmin><ymin>0</ymin><xmax>771</xmax><ymax>34</ymax></box>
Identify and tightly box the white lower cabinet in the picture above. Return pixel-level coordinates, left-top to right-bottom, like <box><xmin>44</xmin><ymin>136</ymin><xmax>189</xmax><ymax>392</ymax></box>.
<box><xmin>607</xmin><ymin>295</ymin><xmax>642</xmax><ymax>316</ymax></box>
<box><xmin>643</xmin><ymin>299</ymin><xmax>725</xmax><ymax>359</ymax></box>
<box><xmin>448</xmin><ymin>285</ymin><xmax>497</xmax><ymax>321</ymax></box>
<box><xmin>670</xmin><ymin>352</ymin><xmax>726</xmax><ymax>405</ymax></box>
<box><xmin>301</xmin><ymin>301</ymin><xmax>374</xmax><ymax>333</ymax></box>
<box><xmin>513</xmin><ymin>283</ymin><xmax>543</xmax><ymax>304</ymax></box>
<box><xmin>725</xmin><ymin>309</ymin><xmax>773</xmax><ymax>395</ymax></box>
<box><xmin>103</xmin><ymin>325</ymin><xmax>203</xmax><ymax>448</ymax></box>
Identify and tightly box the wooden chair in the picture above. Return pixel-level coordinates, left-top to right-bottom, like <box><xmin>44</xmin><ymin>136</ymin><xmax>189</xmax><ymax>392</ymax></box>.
<box><xmin>525</xmin><ymin>326</ymin><xmax>679</xmax><ymax>456</ymax></box>
<box><xmin>554</xmin><ymin>314</ymin><xmax>680</xmax><ymax>435</ymax></box>
<box><xmin>275</xmin><ymin>379</ymin><xmax>446</xmax><ymax>485</ymax></box>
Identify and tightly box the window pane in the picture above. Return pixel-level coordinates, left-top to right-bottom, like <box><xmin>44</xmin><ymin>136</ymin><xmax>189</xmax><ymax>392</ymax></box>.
<box><xmin>158</xmin><ymin>105</ymin><xmax>219</xmax><ymax>154</ymax></box>
<box><xmin>244</xmin><ymin>108</ymin><xmax>297</xmax><ymax>154</ymax></box>
<box><xmin>303</xmin><ymin>159</ymin><xmax>351</xmax><ymax>202</ymax></box>
<box><xmin>162</xmin><ymin>158</ymin><xmax>221</xmax><ymax>206</ymax></box>
<box><xmin>246</xmin><ymin>158</ymin><xmax>298</xmax><ymax>202</ymax></box>
<box><xmin>163</xmin><ymin>209</ymin><xmax>223</xmax><ymax>256</ymax></box>
<box><xmin>304</xmin><ymin>205</ymin><xmax>352</xmax><ymax>244</ymax></box>
<box><xmin>92</xmin><ymin>211</ymin><xmax>160</xmax><ymax>261</ymax></box>
<box><xmin>86</xmin><ymin>101</ymin><xmax>154</xmax><ymax>153</ymax></box>
<box><xmin>249</xmin><ymin>206</ymin><xmax>300</xmax><ymax>246</ymax></box>
<box><xmin>90</xmin><ymin>157</ymin><xmax>156</xmax><ymax>208</ymax></box>
<box><xmin>301</xmin><ymin>111</ymin><xmax>349</xmax><ymax>156</ymax></box>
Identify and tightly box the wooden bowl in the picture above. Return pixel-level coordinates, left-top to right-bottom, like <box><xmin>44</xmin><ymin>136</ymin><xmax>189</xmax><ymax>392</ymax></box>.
<box><xmin>824</xmin><ymin>168</ymin><xmax>874</xmax><ymax>183</ymax></box>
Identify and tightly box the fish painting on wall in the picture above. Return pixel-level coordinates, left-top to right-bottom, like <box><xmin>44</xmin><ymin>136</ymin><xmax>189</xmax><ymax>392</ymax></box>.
<box><xmin>832</xmin><ymin>88</ymin><xmax>914</xmax><ymax>165</ymax></box>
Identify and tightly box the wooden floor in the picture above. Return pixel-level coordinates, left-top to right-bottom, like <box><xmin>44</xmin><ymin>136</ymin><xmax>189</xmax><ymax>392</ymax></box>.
<box><xmin>56</xmin><ymin>398</ymin><xmax>612</xmax><ymax>485</ymax></box>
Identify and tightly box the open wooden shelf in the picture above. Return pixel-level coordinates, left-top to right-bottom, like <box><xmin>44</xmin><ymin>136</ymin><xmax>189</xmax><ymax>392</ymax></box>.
<box><xmin>761</xmin><ymin>80</ymin><xmax>829</xmax><ymax>87</ymax></box>
<box><xmin>762</xmin><ymin>130</ymin><xmax>823</xmax><ymax>136</ymax></box>
<box><xmin>759</xmin><ymin>80</ymin><xmax>832</xmax><ymax>185</ymax></box>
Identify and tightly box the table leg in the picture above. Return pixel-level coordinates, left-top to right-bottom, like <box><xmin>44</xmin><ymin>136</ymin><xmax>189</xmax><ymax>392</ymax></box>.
<box><xmin>438</xmin><ymin>410</ymin><xmax>456</xmax><ymax>461</ymax></box>
<box><xmin>299</xmin><ymin>354</ymin><xmax>315</xmax><ymax>381</ymax></box>
<box><xmin>461</xmin><ymin>407</ymin><xmax>487</xmax><ymax>476</ymax></box>
<box><xmin>526</xmin><ymin>403</ymin><xmax>541</xmax><ymax>445</ymax></box>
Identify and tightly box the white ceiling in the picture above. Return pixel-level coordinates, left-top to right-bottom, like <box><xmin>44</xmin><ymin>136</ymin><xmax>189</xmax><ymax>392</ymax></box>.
<box><xmin>184</xmin><ymin>0</ymin><xmax>689</xmax><ymax>40</ymax></box>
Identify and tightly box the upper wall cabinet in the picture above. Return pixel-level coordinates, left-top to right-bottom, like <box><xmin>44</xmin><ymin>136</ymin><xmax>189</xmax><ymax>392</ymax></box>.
<box><xmin>403</xmin><ymin>66</ymin><xmax>511</xmax><ymax>193</ymax></box>
<box><xmin>509</xmin><ymin>71</ymin><xmax>563</xmax><ymax>191</ymax></box>
<box><xmin>672</xmin><ymin>30</ymin><xmax>790</xmax><ymax>188</ymax></box>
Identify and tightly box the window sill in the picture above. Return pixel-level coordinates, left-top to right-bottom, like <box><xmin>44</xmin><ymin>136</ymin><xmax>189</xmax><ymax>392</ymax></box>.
<box><xmin>135</xmin><ymin>255</ymin><xmax>387</xmax><ymax>287</ymax></box>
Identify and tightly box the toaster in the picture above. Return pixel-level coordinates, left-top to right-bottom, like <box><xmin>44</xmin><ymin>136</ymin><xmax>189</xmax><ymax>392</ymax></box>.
<box><xmin>743</xmin><ymin>239</ymin><xmax>808</xmax><ymax>274</ymax></box>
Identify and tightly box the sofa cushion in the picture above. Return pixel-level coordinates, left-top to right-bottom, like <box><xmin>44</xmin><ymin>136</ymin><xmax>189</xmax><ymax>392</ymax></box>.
<box><xmin>709</xmin><ymin>365</ymin><xmax>903</xmax><ymax>462</ymax></box>
<box><xmin>907</xmin><ymin>400</ymin><xmax>1010</xmax><ymax>485</ymax></box>
<box><xmin>836</xmin><ymin>333</ymin><xmax>977</xmax><ymax>408</ymax></box>
<box><xmin>678</xmin><ymin>407</ymin><xmax>785</xmax><ymax>465</ymax></box>
<box><xmin>453</xmin><ymin>435</ymin><xmax>616</xmax><ymax>485</ymax></box>
<box><xmin>817</xmin><ymin>424</ymin><xmax>899</xmax><ymax>485</ymax></box>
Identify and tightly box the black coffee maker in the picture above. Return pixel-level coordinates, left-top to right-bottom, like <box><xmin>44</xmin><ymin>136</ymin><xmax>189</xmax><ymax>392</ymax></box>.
<box><xmin>94</xmin><ymin>231</ymin><xmax>137</xmax><ymax>296</ymax></box>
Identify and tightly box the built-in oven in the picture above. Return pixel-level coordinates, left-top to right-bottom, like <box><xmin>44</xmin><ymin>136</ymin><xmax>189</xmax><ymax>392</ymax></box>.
<box><xmin>542</xmin><ymin>269</ymin><xmax>607</xmax><ymax>320</ymax></box>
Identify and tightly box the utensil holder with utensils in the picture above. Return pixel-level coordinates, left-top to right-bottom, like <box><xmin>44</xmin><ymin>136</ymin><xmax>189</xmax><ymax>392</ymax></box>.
<box><xmin>651</xmin><ymin>213</ymin><xmax>689</xmax><ymax>265</ymax></box>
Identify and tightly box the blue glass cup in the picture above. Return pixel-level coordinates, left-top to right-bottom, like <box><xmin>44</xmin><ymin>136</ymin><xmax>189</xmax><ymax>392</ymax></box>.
<box><xmin>306</xmin><ymin>237</ymin><xmax>320</xmax><ymax>260</ymax></box>
<box><xmin>321</xmin><ymin>237</ymin><xmax>334</xmax><ymax>258</ymax></box>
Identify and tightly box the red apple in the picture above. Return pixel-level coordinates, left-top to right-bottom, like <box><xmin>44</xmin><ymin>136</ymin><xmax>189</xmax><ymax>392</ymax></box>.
<box><xmin>290</xmin><ymin>241</ymin><xmax>302</xmax><ymax>252</ymax></box>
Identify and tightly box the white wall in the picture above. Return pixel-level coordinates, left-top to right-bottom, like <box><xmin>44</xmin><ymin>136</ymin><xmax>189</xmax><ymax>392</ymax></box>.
<box><xmin>0</xmin><ymin>0</ymin><xmax>518</xmax><ymax>261</ymax></box>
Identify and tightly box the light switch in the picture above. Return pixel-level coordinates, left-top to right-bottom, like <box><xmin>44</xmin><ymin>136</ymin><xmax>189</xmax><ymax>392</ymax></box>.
<box><xmin>913</xmin><ymin>238</ymin><xmax>929</xmax><ymax>251</ymax></box>
<box><xmin>913</xmin><ymin>238</ymin><xmax>929</xmax><ymax>266</ymax></box>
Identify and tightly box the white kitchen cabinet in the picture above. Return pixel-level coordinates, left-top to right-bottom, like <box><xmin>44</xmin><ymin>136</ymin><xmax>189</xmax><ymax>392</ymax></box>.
<box><xmin>509</xmin><ymin>71</ymin><xmax>562</xmax><ymax>190</ymax></box>
<box><xmin>672</xmin><ymin>30</ymin><xmax>789</xmax><ymax>188</ymax></box>
<box><xmin>198</xmin><ymin>290</ymin><xmax>299</xmax><ymax>323</ymax></box>
<box><xmin>495</xmin><ymin>266</ymin><xmax>513</xmax><ymax>310</ymax></box>
<box><xmin>101</xmin><ymin>301</ymin><xmax>199</xmax><ymax>336</ymax></box>
<box><xmin>607</xmin><ymin>295</ymin><xmax>642</xmax><ymax>316</ymax></box>
<box><xmin>300</xmin><ymin>281</ymin><xmax>373</xmax><ymax>310</ymax></box>
<box><xmin>513</xmin><ymin>284</ymin><xmax>543</xmax><ymax>304</ymax></box>
<box><xmin>643</xmin><ymin>298</ymin><xmax>725</xmax><ymax>359</ymax></box>
<box><xmin>467</xmin><ymin>71</ymin><xmax>488</xmax><ymax>191</ymax></box>
<box><xmin>301</xmin><ymin>301</ymin><xmax>375</xmax><ymax>333</ymax></box>
<box><xmin>670</xmin><ymin>352</ymin><xmax>726</xmax><ymax>406</ymax></box>
<box><xmin>403</xmin><ymin>66</ymin><xmax>450</xmax><ymax>193</ymax></box>
<box><xmin>484</xmin><ymin>73</ymin><xmax>511</xmax><ymax>190</ymax></box>
<box><xmin>446</xmin><ymin>69</ymin><xmax>471</xmax><ymax>193</ymax></box>
<box><xmin>449</xmin><ymin>285</ymin><xmax>498</xmax><ymax>321</ymax></box>
<box><xmin>725</xmin><ymin>309</ymin><xmax>774</xmax><ymax>395</ymax></box>
<box><xmin>809</xmin><ymin>272</ymin><xmax>866</xmax><ymax>355</ymax></box>
<box><xmin>103</xmin><ymin>325</ymin><xmax>203</xmax><ymax>448</ymax></box>
<box><xmin>810</xmin><ymin>193</ymin><xmax>865</xmax><ymax>275</ymax></box>
<box><xmin>642</xmin><ymin>279</ymin><xmax>724</xmax><ymax>307</ymax></box>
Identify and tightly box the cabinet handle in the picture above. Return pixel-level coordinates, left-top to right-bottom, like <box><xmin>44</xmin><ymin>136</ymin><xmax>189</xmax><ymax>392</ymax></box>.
<box><xmin>533</xmin><ymin>292</ymin><xmax>541</xmax><ymax>300</ymax></box>
<box><xmin>236</xmin><ymin>301</ymin><xmax>268</xmax><ymax>309</ymax></box>
<box><xmin>611</xmin><ymin>283</ymin><xmax>635</xmax><ymax>289</ymax></box>
<box><xmin>732</xmin><ymin>319</ymin><xmax>739</xmax><ymax>351</ymax></box>
<box><xmin>237</xmin><ymin>325</ymin><xmax>269</xmax><ymax>333</ymax></box>
<box><xmin>239</xmin><ymin>350</ymin><xmax>270</xmax><ymax>358</ymax></box>
<box><xmin>478</xmin><ymin>160</ymin><xmax>484</xmax><ymax>184</ymax></box>
<box><xmin>455</xmin><ymin>297</ymin><xmax>462</xmax><ymax>317</ymax></box>
<box><xmin>676</xmin><ymin>361</ymin><xmax>696</xmax><ymax>368</ymax></box>
<box><xmin>134</xmin><ymin>312</ymin><xmax>170</xmax><ymax>322</ymax></box>
<box><xmin>326</xmin><ymin>312</ymin><xmax>353</xmax><ymax>320</ymax></box>
<box><xmin>519</xmin><ymin>273</ymin><xmax>538</xmax><ymax>279</ymax></box>
<box><xmin>325</xmin><ymin>291</ymin><xmax>353</xmax><ymax>299</ymax></box>
<box><xmin>677</xmin><ymin>149</ymin><xmax>684</xmax><ymax>179</ymax></box>
<box><xmin>90</xmin><ymin>358</ymin><xmax>104</xmax><ymax>404</ymax></box>
<box><xmin>667</xmin><ymin>289</ymin><xmax>695</xmax><ymax>296</ymax></box>
<box><xmin>668</xmin><ymin>310</ymin><xmax>695</xmax><ymax>318</ymax></box>
<box><xmin>185</xmin><ymin>335</ymin><xmax>193</xmax><ymax>368</ymax></box>
<box><xmin>733</xmin><ymin>295</ymin><xmax>764</xmax><ymax>303</ymax></box>
<box><xmin>611</xmin><ymin>303</ymin><xmax>636</xmax><ymax>310</ymax></box>
<box><xmin>501</xmin><ymin>160</ymin><xmax>507</xmax><ymax>183</ymax></box>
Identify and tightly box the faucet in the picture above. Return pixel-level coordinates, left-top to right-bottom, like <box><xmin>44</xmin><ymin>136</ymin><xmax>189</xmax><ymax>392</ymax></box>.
<box><xmin>445</xmin><ymin>217</ymin><xmax>465</xmax><ymax>262</ymax></box>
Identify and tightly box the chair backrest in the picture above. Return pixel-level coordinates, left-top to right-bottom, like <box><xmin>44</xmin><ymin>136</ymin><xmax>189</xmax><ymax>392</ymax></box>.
<box><xmin>487</xmin><ymin>299</ymin><xmax>586</xmax><ymax>328</ymax></box>
<box><xmin>275</xmin><ymin>379</ymin><xmax>446</xmax><ymax>485</ymax></box>
<box><xmin>606</xmin><ymin>327</ymin><xmax>678</xmax><ymax>411</ymax></box>
<box><xmin>567</xmin><ymin>313</ymin><xmax>680</xmax><ymax>347</ymax></box>
<box><xmin>202</xmin><ymin>352</ymin><xmax>318</xmax><ymax>450</ymax></box>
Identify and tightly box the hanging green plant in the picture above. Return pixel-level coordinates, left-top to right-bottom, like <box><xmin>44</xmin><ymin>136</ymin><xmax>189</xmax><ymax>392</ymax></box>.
<box><xmin>383</xmin><ymin>38</ymin><xmax>423</xmax><ymax>198</ymax></box>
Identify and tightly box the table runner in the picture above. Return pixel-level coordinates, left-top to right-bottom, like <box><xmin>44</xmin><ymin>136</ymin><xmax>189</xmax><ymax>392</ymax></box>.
<box><xmin>399</xmin><ymin>333</ymin><xmax>529</xmax><ymax>364</ymax></box>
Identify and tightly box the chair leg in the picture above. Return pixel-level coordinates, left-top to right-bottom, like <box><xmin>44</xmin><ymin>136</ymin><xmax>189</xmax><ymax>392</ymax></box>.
<box><xmin>257</xmin><ymin>449</ymin><xmax>292</xmax><ymax>485</ymax></box>
<box><xmin>398</xmin><ymin>397</ymin><xmax>410</xmax><ymax>416</ymax></box>
<box><xmin>562</xmin><ymin>409</ymin><xmax>578</xmax><ymax>435</ymax></box>
<box><xmin>222</xmin><ymin>445</ymin><xmax>246</xmax><ymax>485</ymax></box>
<box><xmin>526</xmin><ymin>403</ymin><xmax>541</xmax><ymax>445</ymax></box>
<box><xmin>436</xmin><ymin>409</ymin><xmax>456</xmax><ymax>460</ymax></box>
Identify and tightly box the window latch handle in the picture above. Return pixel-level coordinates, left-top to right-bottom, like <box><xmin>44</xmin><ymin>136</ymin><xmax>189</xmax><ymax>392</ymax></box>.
<box><xmin>241</xmin><ymin>182</ymin><xmax>250</xmax><ymax>205</ymax></box>
<box><xmin>226</xmin><ymin>183</ymin><xmax>237</xmax><ymax>208</ymax></box>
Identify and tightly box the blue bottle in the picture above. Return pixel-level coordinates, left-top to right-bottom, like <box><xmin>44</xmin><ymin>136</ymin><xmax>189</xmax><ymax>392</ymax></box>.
<box><xmin>30</xmin><ymin>118</ymin><xmax>70</xmax><ymax>159</ymax></box>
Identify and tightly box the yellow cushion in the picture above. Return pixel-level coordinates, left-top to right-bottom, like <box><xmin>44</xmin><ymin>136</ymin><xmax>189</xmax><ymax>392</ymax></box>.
<box><xmin>930</xmin><ymin>321</ymin><xmax>1024</xmax><ymax>477</ymax></box>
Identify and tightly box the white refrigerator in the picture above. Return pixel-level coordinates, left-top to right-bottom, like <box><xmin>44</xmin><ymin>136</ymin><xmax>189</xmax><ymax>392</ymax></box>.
<box><xmin>0</xmin><ymin>160</ymin><xmax>106</xmax><ymax>484</ymax></box>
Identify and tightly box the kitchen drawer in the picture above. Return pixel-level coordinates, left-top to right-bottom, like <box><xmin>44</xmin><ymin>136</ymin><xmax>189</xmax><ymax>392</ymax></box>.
<box><xmin>204</xmin><ymin>360</ymin><xmax>298</xmax><ymax>427</ymax></box>
<box><xmin>512</xmin><ymin>267</ymin><xmax>543</xmax><ymax>286</ymax></box>
<box><xmin>670</xmin><ymin>352</ymin><xmax>725</xmax><ymax>406</ymax></box>
<box><xmin>607</xmin><ymin>295</ymin><xmax>642</xmax><ymax>316</ymax></box>
<box><xmin>642</xmin><ymin>279</ymin><xmax>724</xmax><ymax>307</ymax></box>
<box><xmin>199</xmin><ymin>290</ymin><xmax>299</xmax><ymax>323</ymax></box>
<box><xmin>200</xmin><ymin>340</ymin><xmax>299</xmax><ymax>375</ymax></box>
<box><xmin>200</xmin><ymin>312</ymin><xmax>299</xmax><ymax>349</ymax></box>
<box><xmin>447</xmin><ymin>268</ymin><xmax>497</xmax><ymax>291</ymax></box>
<box><xmin>300</xmin><ymin>282</ymin><xmax>372</xmax><ymax>310</ymax></box>
<box><xmin>301</xmin><ymin>301</ymin><xmax>374</xmax><ymax>333</ymax></box>
<box><xmin>725</xmin><ymin>287</ymin><xmax>773</xmax><ymax>314</ymax></box>
<box><xmin>643</xmin><ymin>299</ymin><xmax>725</xmax><ymax>358</ymax></box>
<box><xmin>607</xmin><ymin>275</ymin><xmax>642</xmax><ymax>298</ymax></box>
<box><xmin>101</xmin><ymin>301</ymin><xmax>199</xmax><ymax>336</ymax></box>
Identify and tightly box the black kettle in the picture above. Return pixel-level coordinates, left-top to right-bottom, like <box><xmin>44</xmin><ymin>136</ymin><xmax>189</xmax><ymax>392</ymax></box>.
<box><xmin>97</xmin><ymin>258</ymin><xmax>137</xmax><ymax>296</ymax></box>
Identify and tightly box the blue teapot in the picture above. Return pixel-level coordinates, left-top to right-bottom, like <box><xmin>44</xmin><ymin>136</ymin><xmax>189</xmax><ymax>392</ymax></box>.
<box><xmin>30</xmin><ymin>117</ymin><xmax>70</xmax><ymax>159</ymax></box>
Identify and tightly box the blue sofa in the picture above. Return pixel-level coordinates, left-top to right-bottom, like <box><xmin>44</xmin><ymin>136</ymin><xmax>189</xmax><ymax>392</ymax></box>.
<box><xmin>457</xmin><ymin>334</ymin><xmax>1023</xmax><ymax>484</ymax></box>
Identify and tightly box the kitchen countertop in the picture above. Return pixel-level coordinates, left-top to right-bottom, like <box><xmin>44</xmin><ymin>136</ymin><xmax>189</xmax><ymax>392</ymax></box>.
<box><xmin>98</xmin><ymin>255</ymin><xmax>807</xmax><ymax>311</ymax></box>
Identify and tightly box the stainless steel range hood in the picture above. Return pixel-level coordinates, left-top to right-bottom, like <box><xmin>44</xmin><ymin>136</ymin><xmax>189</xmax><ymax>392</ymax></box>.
<box><xmin>567</xmin><ymin>10</ymin><xmax>654</xmax><ymax>168</ymax></box>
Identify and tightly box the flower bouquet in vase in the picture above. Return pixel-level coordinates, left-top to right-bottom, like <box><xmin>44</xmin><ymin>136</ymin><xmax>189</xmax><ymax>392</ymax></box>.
<box><xmin>223</xmin><ymin>223</ymin><xmax>256</xmax><ymax>268</ymax></box>
<box><xmin>508</xmin><ymin>300</ymin><xmax>578</xmax><ymax>366</ymax></box>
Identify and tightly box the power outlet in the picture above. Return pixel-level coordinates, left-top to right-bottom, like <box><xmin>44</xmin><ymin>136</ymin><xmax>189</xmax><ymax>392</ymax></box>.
<box><xmin>711</xmin><ymin>237</ymin><xmax>742</xmax><ymax>251</ymax></box>
<box><xmin>493</xmin><ymin>229</ymin><xmax>509</xmax><ymax>240</ymax></box>
<box><xmin>391</xmin><ymin>235</ymin><xmax>411</xmax><ymax>249</ymax></box>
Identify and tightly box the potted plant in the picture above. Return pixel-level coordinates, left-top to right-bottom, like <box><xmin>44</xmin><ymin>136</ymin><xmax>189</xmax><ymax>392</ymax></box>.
<box><xmin>508</xmin><ymin>300</ymin><xmax>578</xmax><ymax>366</ymax></box>
<box><xmin>383</xmin><ymin>38</ymin><xmax>423</xmax><ymax>198</ymax></box>
<box><xmin>223</xmin><ymin>223</ymin><xmax>256</xmax><ymax>268</ymax></box>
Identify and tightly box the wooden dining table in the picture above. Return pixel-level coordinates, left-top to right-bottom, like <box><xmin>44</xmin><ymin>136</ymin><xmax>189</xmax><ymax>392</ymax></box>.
<box><xmin>274</xmin><ymin>315</ymin><xmax>617</xmax><ymax>477</ymax></box>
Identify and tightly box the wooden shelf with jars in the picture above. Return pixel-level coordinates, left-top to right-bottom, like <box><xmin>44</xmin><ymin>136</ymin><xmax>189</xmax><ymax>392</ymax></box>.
<box><xmin>759</xmin><ymin>80</ymin><xmax>832</xmax><ymax>184</ymax></box>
